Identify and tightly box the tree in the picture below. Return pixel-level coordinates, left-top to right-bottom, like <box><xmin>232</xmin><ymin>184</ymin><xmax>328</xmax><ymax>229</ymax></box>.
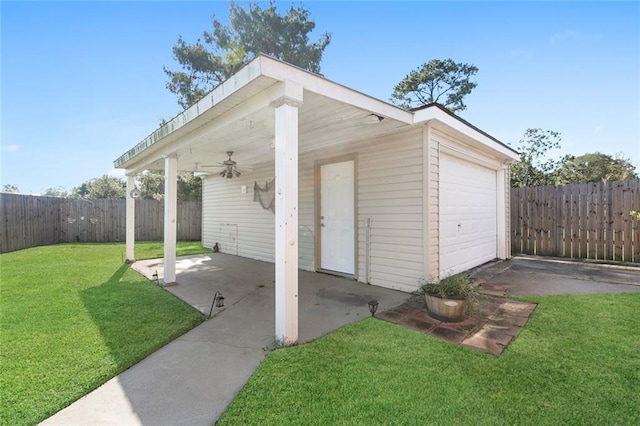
<box><xmin>2</xmin><ymin>184</ymin><xmax>20</xmax><ymax>193</ymax></box>
<box><xmin>510</xmin><ymin>128</ymin><xmax>564</xmax><ymax>188</ymax></box>
<box><xmin>390</xmin><ymin>59</ymin><xmax>478</xmax><ymax>112</ymax></box>
<box><xmin>137</xmin><ymin>171</ymin><xmax>202</xmax><ymax>201</ymax></box>
<box><xmin>176</xmin><ymin>172</ymin><xmax>203</xmax><ymax>201</ymax></box>
<box><xmin>71</xmin><ymin>175</ymin><xmax>126</xmax><ymax>199</ymax></box>
<box><xmin>42</xmin><ymin>186</ymin><xmax>70</xmax><ymax>198</ymax></box>
<box><xmin>556</xmin><ymin>152</ymin><xmax>638</xmax><ymax>184</ymax></box>
<box><xmin>164</xmin><ymin>1</ymin><xmax>331</xmax><ymax>109</ymax></box>
<box><xmin>70</xmin><ymin>182</ymin><xmax>90</xmax><ymax>199</ymax></box>
<box><xmin>138</xmin><ymin>171</ymin><xmax>165</xmax><ymax>200</ymax></box>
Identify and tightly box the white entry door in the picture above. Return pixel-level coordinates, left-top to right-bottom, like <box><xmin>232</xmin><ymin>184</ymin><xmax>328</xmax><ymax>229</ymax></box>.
<box><xmin>320</xmin><ymin>160</ymin><xmax>355</xmax><ymax>274</ymax></box>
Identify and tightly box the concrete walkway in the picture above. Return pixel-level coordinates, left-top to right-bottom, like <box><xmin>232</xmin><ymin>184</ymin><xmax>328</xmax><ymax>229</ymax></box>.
<box><xmin>471</xmin><ymin>255</ymin><xmax>640</xmax><ymax>295</ymax></box>
<box><xmin>41</xmin><ymin>254</ymin><xmax>409</xmax><ymax>426</ymax></box>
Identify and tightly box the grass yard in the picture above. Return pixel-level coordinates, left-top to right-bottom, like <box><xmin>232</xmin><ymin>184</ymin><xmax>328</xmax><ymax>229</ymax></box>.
<box><xmin>0</xmin><ymin>242</ymin><xmax>210</xmax><ymax>425</ymax></box>
<box><xmin>219</xmin><ymin>293</ymin><xmax>640</xmax><ymax>425</ymax></box>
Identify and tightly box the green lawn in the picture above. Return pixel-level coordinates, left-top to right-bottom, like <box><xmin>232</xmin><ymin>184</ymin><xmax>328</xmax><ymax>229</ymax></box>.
<box><xmin>219</xmin><ymin>293</ymin><xmax>640</xmax><ymax>425</ymax></box>
<box><xmin>0</xmin><ymin>242</ymin><xmax>210</xmax><ymax>426</ymax></box>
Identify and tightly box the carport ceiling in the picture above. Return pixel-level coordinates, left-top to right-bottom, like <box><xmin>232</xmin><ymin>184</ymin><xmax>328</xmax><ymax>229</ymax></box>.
<box><xmin>128</xmin><ymin>85</ymin><xmax>409</xmax><ymax>174</ymax></box>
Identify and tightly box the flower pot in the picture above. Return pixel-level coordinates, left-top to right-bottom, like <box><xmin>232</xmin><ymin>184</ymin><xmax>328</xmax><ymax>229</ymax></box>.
<box><xmin>424</xmin><ymin>293</ymin><xmax>467</xmax><ymax>322</ymax></box>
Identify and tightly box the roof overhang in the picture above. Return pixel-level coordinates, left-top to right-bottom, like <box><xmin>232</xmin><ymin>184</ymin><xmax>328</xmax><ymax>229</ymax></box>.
<box><xmin>413</xmin><ymin>103</ymin><xmax>520</xmax><ymax>162</ymax></box>
<box><xmin>114</xmin><ymin>55</ymin><xmax>518</xmax><ymax>174</ymax></box>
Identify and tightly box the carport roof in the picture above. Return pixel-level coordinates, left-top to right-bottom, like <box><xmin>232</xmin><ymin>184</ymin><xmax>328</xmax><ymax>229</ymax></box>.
<box><xmin>114</xmin><ymin>54</ymin><xmax>518</xmax><ymax>174</ymax></box>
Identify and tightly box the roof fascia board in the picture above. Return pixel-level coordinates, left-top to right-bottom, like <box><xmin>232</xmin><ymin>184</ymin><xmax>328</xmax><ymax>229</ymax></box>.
<box><xmin>414</xmin><ymin>107</ymin><xmax>519</xmax><ymax>161</ymax></box>
<box><xmin>114</xmin><ymin>57</ymin><xmax>266</xmax><ymax>168</ymax></box>
<box><xmin>259</xmin><ymin>55</ymin><xmax>413</xmax><ymax>124</ymax></box>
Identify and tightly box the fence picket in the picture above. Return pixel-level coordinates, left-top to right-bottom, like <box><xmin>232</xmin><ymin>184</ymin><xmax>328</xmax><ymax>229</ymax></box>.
<box><xmin>0</xmin><ymin>195</ymin><xmax>202</xmax><ymax>253</ymax></box>
<box><xmin>510</xmin><ymin>180</ymin><xmax>639</xmax><ymax>263</ymax></box>
<box><xmin>621</xmin><ymin>182</ymin><xmax>633</xmax><ymax>262</ymax></box>
<box><xmin>553</xmin><ymin>184</ymin><xmax>563</xmax><ymax>256</ymax></box>
<box><xmin>612</xmin><ymin>182</ymin><xmax>624</xmax><ymax>261</ymax></box>
<box><xmin>632</xmin><ymin>183</ymin><xmax>640</xmax><ymax>262</ymax></box>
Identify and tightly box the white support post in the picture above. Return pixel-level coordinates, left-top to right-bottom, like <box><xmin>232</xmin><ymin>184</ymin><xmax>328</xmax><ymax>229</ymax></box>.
<box><xmin>164</xmin><ymin>155</ymin><xmax>178</xmax><ymax>285</ymax></box>
<box><xmin>272</xmin><ymin>80</ymin><xmax>303</xmax><ymax>345</ymax></box>
<box><xmin>125</xmin><ymin>173</ymin><xmax>136</xmax><ymax>262</ymax></box>
<box><xmin>496</xmin><ymin>167</ymin><xmax>507</xmax><ymax>260</ymax></box>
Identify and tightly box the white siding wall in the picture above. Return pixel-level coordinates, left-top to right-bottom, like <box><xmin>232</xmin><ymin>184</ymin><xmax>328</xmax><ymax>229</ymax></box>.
<box><xmin>202</xmin><ymin>154</ymin><xmax>320</xmax><ymax>269</ymax></box>
<box><xmin>203</xmin><ymin>161</ymin><xmax>283</xmax><ymax>263</ymax></box>
<box><xmin>202</xmin><ymin>127</ymin><xmax>425</xmax><ymax>292</ymax></box>
<box><xmin>358</xmin><ymin>130</ymin><xmax>424</xmax><ymax>291</ymax></box>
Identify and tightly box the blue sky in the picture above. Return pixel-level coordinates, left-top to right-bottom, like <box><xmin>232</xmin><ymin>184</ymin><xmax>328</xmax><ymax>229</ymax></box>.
<box><xmin>2</xmin><ymin>1</ymin><xmax>639</xmax><ymax>194</ymax></box>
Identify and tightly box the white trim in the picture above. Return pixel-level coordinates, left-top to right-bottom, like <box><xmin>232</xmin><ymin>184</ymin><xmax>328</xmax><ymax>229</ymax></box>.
<box><xmin>122</xmin><ymin>82</ymin><xmax>284</xmax><ymax>174</ymax></box>
<box><xmin>259</xmin><ymin>56</ymin><xmax>413</xmax><ymax>124</ymax></box>
<box><xmin>496</xmin><ymin>167</ymin><xmax>507</xmax><ymax>259</ymax></box>
<box><xmin>414</xmin><ymin>108</ymin><xmax>519</xmax><ymax>161</ymax></box>
<box><xmin>270</xmin><ymin>78</ymin><xmax>304</xmax><ymax>109</ymax></box>
<box><xmin>114</xmin><ymin>59</ymin><xmax>265</xmax><ymax>168</ymax></box>
<box><xmin>422</xmin><ymin>124</ymin><xmax>431</xmax><ymax>279</ymax></box>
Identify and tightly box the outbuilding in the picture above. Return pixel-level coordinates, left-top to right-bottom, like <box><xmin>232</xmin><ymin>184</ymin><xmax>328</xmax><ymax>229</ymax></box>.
<box><xmin>115</xmin><ymin>55</ymin><xmax>519</xmax><ymax>344</ymax></box>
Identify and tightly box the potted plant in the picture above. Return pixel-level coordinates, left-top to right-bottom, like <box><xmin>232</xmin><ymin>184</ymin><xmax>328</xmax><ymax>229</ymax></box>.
<box><xmin>420</xmin><ymin>273</ymin><xmax>479</xmax><ymax>322</ymax></box>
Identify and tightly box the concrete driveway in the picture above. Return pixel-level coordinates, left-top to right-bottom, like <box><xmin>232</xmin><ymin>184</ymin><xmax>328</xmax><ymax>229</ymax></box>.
<box><xmin>471</xmin><ymin>255</ymin><xmax>640</xmax><ymax>295</ymax></box>
<box><xmin>41</xmin><ymin>253</ymin><xmax>409</xmax><ymax>426</ymax></box>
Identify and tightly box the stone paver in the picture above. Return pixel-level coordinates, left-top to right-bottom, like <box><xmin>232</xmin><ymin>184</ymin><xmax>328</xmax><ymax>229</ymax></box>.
<box><xmin>379</xmin><ymin>295</ymin><xmax>537</xmax><ymax>356</ymax></box>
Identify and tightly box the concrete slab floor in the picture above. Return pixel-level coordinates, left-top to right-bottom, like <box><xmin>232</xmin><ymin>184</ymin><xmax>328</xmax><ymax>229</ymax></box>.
<box><xmin>41</xmin><ymin>253</ymin><xmax>409</xmax><ymax>426</ymax></box>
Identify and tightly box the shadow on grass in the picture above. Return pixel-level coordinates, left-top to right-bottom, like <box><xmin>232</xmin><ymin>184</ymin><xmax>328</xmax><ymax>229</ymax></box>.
<box><xmin>79</xmin><ymin>262</ymin><xmax>204</xmax><ymax>374</ymax></box>
<box><xmin>64</xmin><ymin>262</ymin><xmax>204</xmax><ymax>425</ymax></box>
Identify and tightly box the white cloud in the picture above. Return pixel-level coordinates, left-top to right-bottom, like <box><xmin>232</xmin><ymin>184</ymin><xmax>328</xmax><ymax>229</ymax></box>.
<box><xmin>1</xmin><ymin>144</ymin><xmax>19</xmax><ymax>152</ymax></box>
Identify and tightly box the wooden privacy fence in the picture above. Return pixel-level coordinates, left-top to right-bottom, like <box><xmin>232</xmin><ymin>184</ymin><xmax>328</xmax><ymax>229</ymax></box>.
<box><xmin>0</xmin><ymin>194</ymin><xmax>202</xmax><ymax>253</ymax></box>
<box><xmin>511</xmin><ymin>180</ymin><xmax>640</xmax><ymax>263</ymax></box>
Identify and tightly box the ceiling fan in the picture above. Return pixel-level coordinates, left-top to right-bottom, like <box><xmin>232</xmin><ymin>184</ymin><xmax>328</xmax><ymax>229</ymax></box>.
<box><xmin>200</xmin><ymin>151</ymin><xmax>245</xmax><ymax>178</ymax></box>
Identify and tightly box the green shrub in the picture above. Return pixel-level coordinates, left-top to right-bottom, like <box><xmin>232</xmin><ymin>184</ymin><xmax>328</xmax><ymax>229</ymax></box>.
<box><xmin>420</xmin><ymin>273</ymin><xmax>478</xmax><ymax>299</ymax></box>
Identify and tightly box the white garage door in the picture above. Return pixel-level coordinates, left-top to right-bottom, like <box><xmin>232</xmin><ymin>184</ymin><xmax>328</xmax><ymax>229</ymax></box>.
<box><xmin>440</xmin><ymin>154</ymin><xmax>497</xmax><ymax>276</ymax></box>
